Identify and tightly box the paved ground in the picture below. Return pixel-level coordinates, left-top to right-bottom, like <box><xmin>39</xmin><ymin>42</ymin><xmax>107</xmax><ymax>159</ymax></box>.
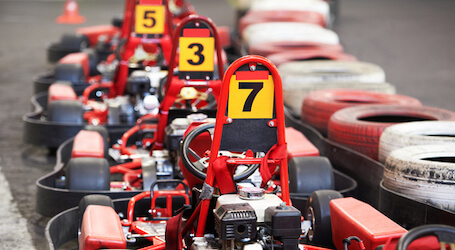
<box><xmin>0</xmin><ymin>0</ymin><xmax>454</xmax><ymax>249</ymax></box>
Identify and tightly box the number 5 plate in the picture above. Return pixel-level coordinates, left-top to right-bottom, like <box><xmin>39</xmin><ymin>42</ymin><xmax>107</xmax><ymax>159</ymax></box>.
<box><xmin>135</xmin><ymin>4</ymin><xmax>165</xmax><ymax>35</ymax></box>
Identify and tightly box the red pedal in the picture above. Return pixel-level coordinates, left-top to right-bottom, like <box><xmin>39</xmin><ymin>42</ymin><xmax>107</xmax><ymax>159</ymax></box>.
<box><xmin>330</xmin><ymin>197</ymin><xmax>407</xmax><ymax>250</ymax></box>
<box><xmin>48</xmin><ymin>83</ymin><xmax>77</xmax><ymax>103</ymax></box>
<box><xmin>72</xmin><ymin>130</ymin><xmax>104</xmax><ymax>158</ymax></box>
<box><xmin>76</xmin><ymin>25</ymin><xmax>118</xmax><ymax>46</ymax></box>
<box><xmin>285</xmin><ymin>127</ymin><xmax>319</xmax><ymax>159</ymax></box>
<box><xmin>58</xmin><ymin>52</ymin><xmax>90</xmax><ymax>79</ymax></box>
<box><xmin>79</xmin><ymin>205</ymin><xmax>126</xmax><ymax>250</ymax></box>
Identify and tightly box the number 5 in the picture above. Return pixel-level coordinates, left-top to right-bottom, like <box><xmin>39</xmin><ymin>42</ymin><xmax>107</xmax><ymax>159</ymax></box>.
<box><xmin>143</xmin><ymin>10</ymin><xmax>156</xmax><ymax>28</ymax></box>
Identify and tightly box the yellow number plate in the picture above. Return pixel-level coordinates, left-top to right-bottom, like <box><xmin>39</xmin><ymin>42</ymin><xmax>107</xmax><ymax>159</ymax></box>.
<box><xmin>228</xmin><ymin>71</ymin><xmax>274</xmax><ymax>119</ymax></box>
<box><xmin>135</xmin><ymin>5</ymin><xmax>165</xmax><ymax>35</ymax></box>
<box><xmin>179</xmin><ymin>37</ymin><xmax>215</xmax><ymax>72</ymax></box>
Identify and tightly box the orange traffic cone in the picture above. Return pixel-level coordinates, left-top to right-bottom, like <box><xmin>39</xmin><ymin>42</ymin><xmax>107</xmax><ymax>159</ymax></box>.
<box><xmin>55</xmin><ymin>0</ymin><xmax>86</xmax><ymax>24</ymax></box>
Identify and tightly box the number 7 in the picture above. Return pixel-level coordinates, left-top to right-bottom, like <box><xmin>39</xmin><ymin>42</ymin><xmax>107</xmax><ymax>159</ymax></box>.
<box><xmin>239</xmin><ymin>82</ymin><xmax>263</xmax><ymax>112</ymax></box>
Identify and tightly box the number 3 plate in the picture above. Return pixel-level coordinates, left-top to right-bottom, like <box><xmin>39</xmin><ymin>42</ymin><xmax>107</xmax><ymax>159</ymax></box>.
<box><xmin>228</xmin><ymin>71</ymin><xmax>274</xmax><ymax>119</ymax></box>
<box><xmin>179</xmin><ymin>32</ymin><xmax>214</xmax><ymax>72</ymax></box>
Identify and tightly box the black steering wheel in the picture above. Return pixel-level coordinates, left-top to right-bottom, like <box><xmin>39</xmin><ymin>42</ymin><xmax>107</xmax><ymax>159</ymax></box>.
<box><xmin>180</xmin><ymin>122</ymin><xmax>260</xmax><ymax>182</ymax></box>
<box><xmin>396</xmin><ymin>224</ymin><xmax>455</xmax><ymax>250</ymax></box>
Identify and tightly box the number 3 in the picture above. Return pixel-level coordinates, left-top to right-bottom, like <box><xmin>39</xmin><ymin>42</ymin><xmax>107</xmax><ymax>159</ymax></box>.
<box><xmin>187</xmin><ymin>43</ymin><xmax>205</xmax><ymax>65</ymax></box>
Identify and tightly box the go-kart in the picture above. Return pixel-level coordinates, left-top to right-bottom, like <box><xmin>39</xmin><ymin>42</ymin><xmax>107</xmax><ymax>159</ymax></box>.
<box><xmin>45</xmin><ymin>56</ymin><xmax>455</xmax><ymax>250</ymax></box>
<box><xmin>46</xmin><ymin>0</ymin><xmax>197</xmax><ymax>64</ymax></box>
<box><xmin>24</xmin><ymin>10</ymin><xmax>226</xmax><ymax>149</ymax></box>
<box><xmin>44</xmin><ymin>55</ymin><xmax>359</xmax><ymax>249</ymax></box>
<box><xmin>35</xmin><ymin>15</ymin><xmax>236</xmax><ymax>217</ymax></box>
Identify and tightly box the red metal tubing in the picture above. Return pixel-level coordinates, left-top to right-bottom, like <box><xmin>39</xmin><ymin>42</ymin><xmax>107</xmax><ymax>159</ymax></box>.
<box><xmin>81</xmin><ymin>81</ymin><xmax>113</xmax><ymax>104</ymax></box>
<box><xmin>122</xmin><ymin>191</ymin><xmax>151</xmax><ymax>227</ymax></box>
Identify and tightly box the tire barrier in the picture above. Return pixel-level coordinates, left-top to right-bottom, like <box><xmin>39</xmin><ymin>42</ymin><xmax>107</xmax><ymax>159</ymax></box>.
<box><xmin>383</xmin><ymin>144</ymin><xmax>455</xmax><ymax>212</ymax></box>
<box><xmin>243</xmin><ymin>22</ymin><xmax>339</xmax><ymax>47</ymax></box>
<box><xmin>379</xmin><ymin>121</ymin><xmax>455</xmax><ymax>163</ymax></box>
<box><xmin>279</xmin><ymin>60</ymin><xmax>388</xmax><ymax>116</ymax></box>
<box><xmin>284</xmin><ymin>82</ymin><xmax>396</xmax><ymax>118</ymax></box>
<box><xmin>279</xmin><ymin>60</ymin><xmax>386</xmax><ymax>84</ymax></box>
<box><xmin>249</xmin><ymin>0</ymin><xmax>330</xmax><ymax>26</ymax></box>
<box><xmin>327</xmin><ymin>104</ymin><xmax>455</xmax><ymax>160</ymax></box>
<box><xmin>302</xmin><ymin>90</ymin><xmax>422</xmax><ymax>135</ymax></box>
<box><xmin>238</xmin><ymin>10</ymin><xmax>325</xmax><ymax>35</ymax></box>
<box><xmin>267</xmin><ymin>49</ymin><xmax>357</xmax><ymax>67</ymax></box>
<box><xmin>249</xmin><ymin>41</ymin><xmax>344</xmax><ymax>57</ymax></box>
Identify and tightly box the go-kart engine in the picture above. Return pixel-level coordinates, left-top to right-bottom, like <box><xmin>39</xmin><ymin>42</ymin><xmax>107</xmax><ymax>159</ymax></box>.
<box><xmin>142</xmin><ymin>150</ymin><xmax>174</xmax><ymax>190</ymax></box>
<box><xmin>193</xmin><ymin>187</ymin><xmax>301</xmax><ymax>249</ymax></box>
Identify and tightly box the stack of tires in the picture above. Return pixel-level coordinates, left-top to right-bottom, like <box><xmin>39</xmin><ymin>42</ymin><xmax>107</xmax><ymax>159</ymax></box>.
<box><xmin>280</xmin><ymin>61</ymin><xmax>395</xmax><ymax>117</ymax></box>
<box><xmin>378</xmin><ymin>121</ymin><xmax>455</xmax><ymax>212</ymax></box>
<box><xmin>234</xmin><ymin>0</ymin><xmax>389</xmax><ymax>119</ymax></box>
<box><xmin>301</xmin><ymin>89</ymin><xmax>422</xmax><ymax>136</ymax></box>
<box><xmin>327</xmin><ymin>104</ymin><xmax>455</xmax><ymax>160</ymax></box>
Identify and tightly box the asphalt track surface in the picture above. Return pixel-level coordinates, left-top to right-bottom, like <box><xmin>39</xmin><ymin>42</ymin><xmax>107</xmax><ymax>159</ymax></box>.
<box><xmin>0</xmin><ymin>0</ymin><xmax>454</xmax><ymax>249</ymax></box>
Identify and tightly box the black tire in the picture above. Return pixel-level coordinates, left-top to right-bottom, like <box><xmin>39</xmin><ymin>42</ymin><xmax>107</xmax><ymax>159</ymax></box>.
<box><xmin>111</xmin><ymin>17</ymin><xmax>123</xmax><ymax>28</ymax></box>
<box><xmin>54</xmin><ymin>63</ymin><xmax>85</xmax><ymax>83</ymax></box>
<box><xmin>60</xmin><ymin>33</ymin><xmax>90</xmax><ymax>51</ymax></box>
<box><xmin>289</xmin><ymin>156</ymin><xmax>335</xmax><ymax>194</ymax></box>
<box><xmin>47</xmin><ymin>43</ymin><xmax>74</xmax><ymax>63</ymax></box>
<box><xmin>78</xmin><ymin>194</ymin><xmax>114</xmax><ymax>222</ymax></box>
<box><xmin>306</xmin><ymin>190</ymin><xmax>343</xmax><ymax>247</ymax></box>
<box><xmin>82</xmin><ymin>48</ymin><xmax>100</xmax><ymax>76</ymax></box>
<box><xmin>83</xmin><ymin>125</ymin><xmax>110</xmax><ymax>158</ymax></box>
<box><xmin>66</xmin><ymin>157</ymin><xmax>110</xmax><ymax>190</ymax></box>
<box><xmin>48</xmin><ymin>100</ymin><xmax>84</xmax><ymax>124</ymax></box>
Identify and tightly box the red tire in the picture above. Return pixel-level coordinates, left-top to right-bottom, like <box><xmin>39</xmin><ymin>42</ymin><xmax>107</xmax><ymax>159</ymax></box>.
<box><xmin>238</xmin><ymin>10</ymin><xmax>325</xmax><ymax>35</ymax></box>
<box><xmin>302</xmin><ymin>90</ymin><xmax>422</xmax><ymax>135</ymax></box>
<box><xmin>268</xmin><ymin>49</ymin><xmax>357</xmax><ymax>67</ymax></box>
<box><xmin>248</xmin><ymin>41</ymin><xmax>343</xmax><ymax>57</ymax></box>
<box><xmin>327</xmin><ymin>104</ymin><xmax>455</xmax><ymax>160</ymax></box>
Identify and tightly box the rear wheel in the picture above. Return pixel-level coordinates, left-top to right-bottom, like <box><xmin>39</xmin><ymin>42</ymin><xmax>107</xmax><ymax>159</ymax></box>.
<box><xmin>54</xmin><ymin>63</ymin><xmax>85</xmax><ymax>83</ymax></box>
<box><xmin>66</xmin><ymin>157</ymin><xmax>110</xmax><ymax>191</ymax></box>
<box><xmin>60</xmin><ymin>33</ymin><xmax>90</xmax><ymax>51</ymax></box>
<box><xmin>306</xmin><ymin>190</ymin><xmax>343</xmax><ymax>247</ymax></box>
<box><xmin>289</xmin><ymin>156</ymin><xmax>334</xmax><ymax>194</ymax></box>
<box><xmin>48</xmin><ymin>100</ymin><xmax>84</xmax><ymax>124</ymax></box>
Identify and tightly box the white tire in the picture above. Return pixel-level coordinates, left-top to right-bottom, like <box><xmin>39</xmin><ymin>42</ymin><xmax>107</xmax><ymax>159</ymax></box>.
<box><xmin>279</xmin><ymin>60</ymin><xmax>386</xmax><ymax>84</ymax></box>
<box><xmin>231</xmin><ymin>0</ymin><xmax>254</xmax><ymax>11</ymax></box>
<box><xmin>283</xmin><ymin>82</ymin><xmax>396</xmax><ymax>117</ymax></box>
<box><xmin>378</xmin><ymin>121</ymin><xmax>455</xmax><ymax>163</ymax></box>
<box><xmin>383</xmin><ymin>144</ymin><xmax>455</xmax><ymax>212</ymax></box>
<box><xmin>242</xmin><ymin>22</ymin><xmax>339</xmax><ymax>46</ymax></box>
<box><xmin>280</xmin><ymin>60</ymin><xmax>389</xmax><ymax>116</ymax></box>
<box><xmin>250</xmin><ymin>0</ymin><xmax>330</xmax><ymax>25</ymax></box>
